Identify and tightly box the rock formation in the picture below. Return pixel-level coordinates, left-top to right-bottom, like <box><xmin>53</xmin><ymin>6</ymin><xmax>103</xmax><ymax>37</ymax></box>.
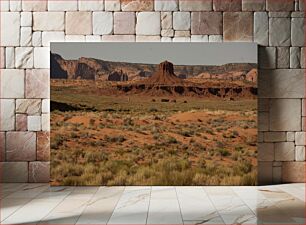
<box><xmin>144</xmin><ymin>61</ymin><xmax>184</xmax><ymax>85</ymax></box>
<box><xmin>108</xmin><ymin>70</ymin><xmax>128</xmax><ymax>81</ymax></box>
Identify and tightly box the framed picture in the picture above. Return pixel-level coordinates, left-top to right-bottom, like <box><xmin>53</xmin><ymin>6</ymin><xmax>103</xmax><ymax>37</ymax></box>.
<box><xmin>50</xmin><ymin>43</ymin><xmax>257</xmax><ymax>186</ymax></box>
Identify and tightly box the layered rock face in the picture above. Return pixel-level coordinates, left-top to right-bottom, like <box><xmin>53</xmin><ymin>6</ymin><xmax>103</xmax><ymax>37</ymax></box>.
<box><xmin>145</xmin><ymin>61</ymin><xmax>184</xmax><ymax>85</ymax></box>
<box><xmin>50</xmin><ymin>53</ymin><xmax>257</xmax><ymax>82</ymax></box>
<box><xmin>108</xmin><ymin>70</ymin><xmax>128</xmax><ymax>81</ymax></box>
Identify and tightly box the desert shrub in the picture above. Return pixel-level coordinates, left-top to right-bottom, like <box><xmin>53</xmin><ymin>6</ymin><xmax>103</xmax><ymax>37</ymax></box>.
<box><xmin>85</xmin><ymin>151</ymin><xmax>108</xmax><ymax>163</ymax></box>
<box><xmin>107</xmin><ymin>170</ymin><xmax>128</xmax><ymax>185</ymax></box>
<box><xmin>240</xmin><ymin>171</ymin><xmax>257</xmax><ymax>185</ymax></box>
<box><xmin>233</xmin><ymin>160</ymin><xmax>252</xmax><ymax>175</ymax></box>
<box><xmin>89</xmin><ymin>118</ymin><xmax>95</xmax><ymax>126</ymax></box>
<box><xmin>51</xmin><ymin>134</ymin><xmax>65</xmax><ymax>149</ymax></box>
<box><xmin>62</xmin><ymin>176</ymin><xmax>85</xmax><ymax>186</ymax></box>
<box><xmin>70</xmin><ymin>132</ymin><xmax>78</xmax><ymax>138</ymax></box>
<box><xmin>123</xmin><ymin>117</ymin><xmax>133</xmax><ymax>126</ymax></box>
<box><xmin>149</xmin><ymin>107</ymin><xmax>158</xmax><ymax>112</ymax></box>
<box><xmin>192</xmin><ymin>173</ymin><xmax>207</xmax><ymax>184</ymax></box>
<box><xmin>167</xmin><ymin>136</ymin><xmax>178</xmax><ymax>144</ymax></box>
<box><xmin>63</xmin><ymin>114</ymin><xmax>72</xmax><ymax>121</ymax></box>
<box><xmin>104</xmin><ymin>135</ymin><xmax>126</xmax><ymax>143</ymax></box>
<box><xmin>178</xmin><ymin>130</ymin><xmax>194</xmax><ymax>137</ymax></box>
<box><xmin>217</xmin><ymin>148</ymin><xmax>231</xmax><ymax>157</ymax></box>
<box><xmin>216</xmin><ymin>141</ymin><xmax>225</xmax><ymax>148</ymax></box>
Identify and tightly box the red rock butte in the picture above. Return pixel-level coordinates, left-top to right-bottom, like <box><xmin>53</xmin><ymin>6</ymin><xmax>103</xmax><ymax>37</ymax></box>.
<box><xmin>144</xmin><ymin>61</ymin><xmax>185</xmax><ymax>85</ymax></box>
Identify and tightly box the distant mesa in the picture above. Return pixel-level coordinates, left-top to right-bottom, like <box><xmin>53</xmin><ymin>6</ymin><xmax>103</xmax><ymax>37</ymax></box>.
<box><xmin>108</xmin><ymin>70</ymin><xmax>128</xmax><ymax>81</ymax></box>
<box><xmin>143</xmin><ymin>61</ymin><xmax>185</xmax><ymax>85</ymax></box>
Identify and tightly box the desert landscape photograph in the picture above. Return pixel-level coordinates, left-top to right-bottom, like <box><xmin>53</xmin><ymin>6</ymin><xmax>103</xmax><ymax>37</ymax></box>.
<box><xmin>50</xmin><ymin>43</ymin><xmax>258</xmax><ymax>186</ymax></box>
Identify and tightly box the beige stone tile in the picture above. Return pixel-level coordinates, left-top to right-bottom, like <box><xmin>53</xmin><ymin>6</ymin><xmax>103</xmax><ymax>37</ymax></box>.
<box><xmin>282</xmin><ymin>162</ymin><xmax>305</xmax><ymax>182</ymax></box>
<box><xmin>0</xmin><ymin>132</ymin><xmax>5</xmax><ymax>161</ymax></box>
<box><xmin>258</xmin><ymin>161</ymin><xmax>273</xmax><ymax>185</ymax></box>
<box><xmin>65</xmin><ymin>35</ymin><xmax>86</xmax><ymax>42</ymax></box>
<box><xmin>21</xmin><ymin>12</ymin><xmax>32</xmax><ymax>27</ymax></box>
<box><xmin>42</xmin><ymin>32</ymin><xmax>65</xmax><ymax>47</ymax></box>
<box><xmin>274</xmin><ymin>142</ymin><xmax>295</xmax><ymax>161</ymax></box>
<box><xmin>269</xmin><ymin>99</ymin><xmax>301</xmax><ymax>132</ymax></box>
<box><xmin>27</xmin><ymin>115</ymin><xmax>41</xmax><ymax>131</ymax></box>
<box><xmin>42</xmin><ymin>113</ymin><xmax>50</xmax><ymax>131</ymax></box>
<box><xmin>213</xmin><ymin>0</ymin><xmax>242</xmax><ymax>11</ymax></box>
<box><xmin>254</xmin><ymin>12</ymin><xmax>268</xmax><ymax>46</ymax></box>
<box><xmin>20</xmin><ymin>27</ymin><xmax>32</xmax><ymax>47</ymax></box>
<box><xmin>34</xmin><ymin>47</ymin><xmax>50</xmax><ymax>68</ymax></box>
<box><xmin>191</xmin><ymin>12</ymin><xmax>222</xmax><ymax>35</ymax></box>
<box><xmin>0</xmin><ymin>69</ymin><xmax>24</xmax><ymax>98</ymax></box>
<box><xmin>155</xmin><ymin>0</ymin><xmax>178</xmax><ymax>11</ymax></box>
<box><xmin>266</xmin><ymin>0</ymin><xmax>294</xmax><ymax>11</ymax></box>
<box><xmin>93</xmin><ymin>12</ymin><xmax>113</xmax><ymax>35</ymax></box>
<box><xmin>6</xmin><ymin>132</ymin><xmax>36</xmax><ymax>161</ymax></box>
<box><xmin>105</xmin><ymin>0</ymin><xmax>120</xmax><ymax>11</ymax></box>
<box><xmin>0</xmin><ymin>99</ymin><xmax>15</xmax><ymax>131</ymax></box>
<box><xmin>258</xmin><ymin>69</ymin><xmax>304</xmax><ymax>98</ymax></box>
<box><xmin>66</xmin><ymin>12</ymin><xmax>92</xmax><ymax>35</ymax></box>
<box><xmin>37</xmin><ymin>131</ymin><xmax>50</xmax><ymax>161</ymax></box>
<box><xmin>16</xmin><ymin>99</ymin><xmax>41</xmax><ymax>115</ymax></box>
<box><xmin>161</xmin><ymin>12</ymin><xmax>172</xmax><ymax>29</ymax></box>
<box><xmin>16</xmin><ymin>114</ymin><xmax>28</xmax><ymax>131</ymax></box>
<box><xmin>121</xmin><ymin>0</ymin><xmax>154</xmax><ymax>11</ymax></box>
<box><xmin>102</xmin><ymin>35</ymin><xmax>136</xmax><ymax>42</ymax></box>
<box><xmin>258</xmin><ymin>47</ymin><xmax>276</xmax><ymax>69</ymax></box>
<box><xmin>136</xmin><ymin>35</ymin><xmax>161</xmax><ymax>42</ymax></box>
<box><xmin>15</xmin><ymin>47</ymin><xmax>33</xmax><ymax>68</ymax></box>
<box><xmin>48</xmin><ymin>0</ymin><xmax>77</xmax><ymax>11</ymax></box>
<box><xmin>295</xmin><ymin>132</ymin><xmax>305</xmax><ymax>146</ymax></box>
<box><xmin>114</xmin><ymin>12</ymin><xmax>135</xmax><ymax>35</ymax></box>
<box><xmin>33</xmin><ymin>12</ymin><xmax>64</xmax><ymax>31</ymax></box>
<box><xmin>242</xmin><ymin>0</ymin><xmax>265</xmax><ymax>11</ymax></box>
<box><xmin>78</xmin><ymin>0</ymin><xmax>104</xmax><ymax>11</ymax></box>
<box><xmin>26</xmin><ymin>69</ymin><xmax>50</xmax><ymax>98</ymax></box>
<box><xmin>179</xmin><ymin>0</ymin><xmax>212</xmax><ymax>11</ymax></box>
<box><xmin>258</xmin><ymin>143</ymin><xmax>274</xmax><ymax>161</ymax></box>
<box><xmin>264</xmin><ymin>132</ymin><xmax>286</xmax><ymax>142</ymax></box>
<box><xmin>173</xmin><ymin>12</ymin><xmax>190</xmax><ymax>31</ymax></box>
<box><xmin>22</xmin><ymin>0</ymin><xmax>47</xmax><ymax>11</ymax></box>
<box><xmin>29</xmin><ymin>162</ymin><xmax>50</xmax><ymax>183</ymax></box>
<box><xmin>269</xmin><ymin>18</ymin><xmax>291</xmax><ymax>47</ymax></box>
<box><xmin>136</xmin><ymin>12</ymin><xmax>160</xmax><ymax>35</ymax></box>
<box><xmin>1</xmin><ymin>12</ymin><xmax>20</xmax><ymax>46</ymax></box>
<box><xmin>223</xmin><ymin>12</ymin><xmax>253</xmax><ymax>42</ymax></box>
<box><xmin>0</xmin><ymin>162</ymin><xmax>28</xmax><ymax>182</ymax></box>
<box><xmin>295</xmin><ymin>146</ymin><xmax>305</xmax><ymax>161</ymax></box>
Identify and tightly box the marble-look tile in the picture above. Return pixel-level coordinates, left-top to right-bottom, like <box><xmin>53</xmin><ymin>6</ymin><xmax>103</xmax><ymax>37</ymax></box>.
<box><xmin>76</xmin><ymin>186</ymin><xmax>124</xmax><ymax>224</ymax></box>
<box><xmin>277</xmin><ymin>184</ymin><xmax>305</xmax><ymax>202</ymax></box>
<box><xmin>6</xmin><ymin>132</ymin><xmax>36</xmax><ymax>161</ymax></box>
<box><xmin>40</xmin><ymin>189</ymin><xmax>96</xmax><ymax>224</ymax></box>
<box><xmin>147</xmin><ymin>187</ymin><xmax>183</xmax><ymax>224</ymax></box>
<box><xmin>5</xmin><ymin>184</ymin><xmax>48</xmax><ymax>198</ymax></box>
<box><xmin>2</xmin><ymin>198</ymin><xmax>62</xmax><ymax>224</ymax></box>
<box><xmin>176</xmin><ymin>187</ymin><xmax>216</xmax><ymax>221</ymax></box>
<box><xmin>37</xmin><ymin>131</ymin><xmax>50</xmax><ymax>161</ymax></box>
<box><xmin>108</xmin><ymin>187</ymin><xmax>150</xmax><ymax>224</ymax></box>
<box><xmin>0</xmin><ymin>198</ymin><xmax>33</xmax><ymax>222</ymax></box>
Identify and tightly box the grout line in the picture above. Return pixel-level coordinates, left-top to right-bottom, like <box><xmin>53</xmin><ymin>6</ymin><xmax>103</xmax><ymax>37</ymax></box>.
<box><xmin>201</xmin><ymin>186</ymin><xmax>227</xmax><ymax>225</ymax></box>
<box><xmin>75</xmin><ymin>186</ymin><xmax>100</xmax><ymax>224</ymax></box>
<box><xmin>106</xmin><ymin>186</ymin><xmax>126</xmax><ymax>225</ymax></box>
<box><xmin>174</xmin><ymin>186</ymin><xmax>184</xmax><ymax>225</ymax></box>
<box><xmin>37</xmin><ymin>185</ymin><xmax>76</xmax><ymax>223</ymax></box>
<box><xmin>145</xmin><ymin>186</ymin><xmax>152</xmax><ymax>225</ymax></box>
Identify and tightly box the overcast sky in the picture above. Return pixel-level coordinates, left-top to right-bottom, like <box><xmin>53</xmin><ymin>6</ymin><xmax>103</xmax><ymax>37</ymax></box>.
<box><xmin>51</xmin><ymin>43</ymin><xmax>257</xmax><ymax>66</ymax></box>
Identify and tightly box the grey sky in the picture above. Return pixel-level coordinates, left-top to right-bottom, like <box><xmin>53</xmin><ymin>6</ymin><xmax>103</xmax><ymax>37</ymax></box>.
<box><xmin>51</xmin><ymin>42</ymin><xmax>257</xmax><ymax>66</ymax></box>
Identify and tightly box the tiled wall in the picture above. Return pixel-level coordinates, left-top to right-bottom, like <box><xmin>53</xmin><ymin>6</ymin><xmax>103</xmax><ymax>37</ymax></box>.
<box><xmin>0</xmin><ymin>0</ymin><xmax>305</xmax><ymax>184</ymax></box>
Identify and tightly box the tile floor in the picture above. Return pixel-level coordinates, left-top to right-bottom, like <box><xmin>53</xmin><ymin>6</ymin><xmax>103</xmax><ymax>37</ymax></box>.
<box><xmin>0</xmin><ymin>183</ymin><xmax>305</xmax><ymax>224</ymax></box>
